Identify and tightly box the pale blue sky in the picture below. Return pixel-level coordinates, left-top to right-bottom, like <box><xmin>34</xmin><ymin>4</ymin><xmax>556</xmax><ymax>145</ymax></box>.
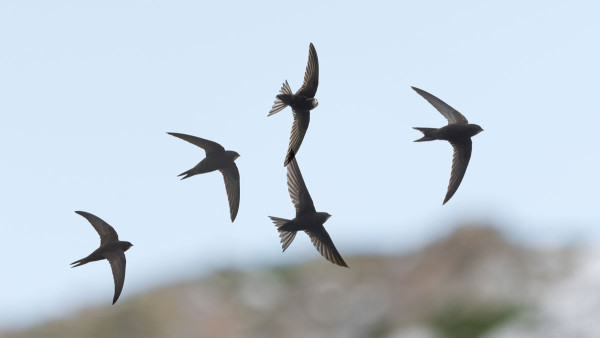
<box><xmin>1</xmin><ymin>0</ymin><xmax>600</xmax><ymax>330</ymax></box>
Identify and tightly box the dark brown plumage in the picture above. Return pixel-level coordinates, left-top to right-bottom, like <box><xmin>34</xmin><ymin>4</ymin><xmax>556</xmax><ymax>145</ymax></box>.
<box><xmin>412</xmin><ymin>86</ymin><xmax>483</xmax><ymax>204</ymax></box>
<box><xmin>168</xmin><ymin>132</ymin><xmax>241</xmax><ymax>222</ymax></box>
<box><xmin>268</xmin><ymin>157</ymin><xmax>348</xmax><ymax>267</ymax></box>
<box><xmin>268</xmin><ymin>43</ymin><xmax>319</xmax><ymax>166</ymax></box>
<box><xmin>70</xmin><ymin>211</ymin><xmax>133</xmax><ymax>305</ymax></box>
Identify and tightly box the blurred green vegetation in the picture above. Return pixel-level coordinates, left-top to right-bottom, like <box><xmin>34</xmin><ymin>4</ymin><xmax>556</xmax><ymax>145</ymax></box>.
<box><xmin>429</xmin><ymin>303</ymin><xmax>520</xmax><ymax>338</ymax></box>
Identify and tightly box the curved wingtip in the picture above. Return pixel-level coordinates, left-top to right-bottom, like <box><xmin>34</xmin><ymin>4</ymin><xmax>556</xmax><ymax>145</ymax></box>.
<box><xmin>442</xmin><ymin>182</ymin><xmax>457</xmax><ymax>205</ymax></box>
<box><xmin>330</xmin><ymin>253</ymin><xmax>349</xmax><ymax>268</ymax></box>
<box><xmin>443</xmin><ymin>189</ymin><xmax>457</xmax><ymax>205</ymax></box>
<box><xmin>74</xmin><ymin>210</ymin><xmax>88</xmax><ymax>217</ymax></box>
<box><xmin>167</xmin><ymin>132</ymin><xmax>185</xmax><ymax>139</ymax></box>
<box><xmin>442</xmin><ymin>181</ymin><xmax>460</xmax><ymax>205</ymax></box>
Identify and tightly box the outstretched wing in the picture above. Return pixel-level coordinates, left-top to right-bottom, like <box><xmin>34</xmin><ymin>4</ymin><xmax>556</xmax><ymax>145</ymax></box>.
<box><xmin>75</xmin><ymin>211</ymin><xmax>119</xmax><ymax>245</ymax></box>
<box><xmin>306</xmin><ymin>227</ymin><xmax>348</xmax><ymax>267</ymax></box>
<box><xmin>104</xmin><ymin>250</ymin><xmax>127</xmax><ymax>305</ymax></box>
<box><xmin>412</xmin><ymin>86</ymin><xmax>468</xmax><ymax>125</ymax></box>
<box><xmin>286</xmin><ymin>157</ymin><xmax>316</xmax><ymax>216</ymax></box>
<box><xmin>295</xmin><ymin>43</ymin><xmax>319</xmax><ymax>98</ymax></box>
<box><xmin>168</xmin><ymin>132</ymin><xmax>225</xmax><ymax>155</ymax></box>
<box><xmin>219</xmin><ymin>162</ymin><xmax>240</xmax><ymax>222</ymax></box>
<box><xmin>444</xmin><ymin>139</ymin><xmax>472</xmax><ymax>204</ymax></box>
<box><xmin>283</xmin><ymin>110</ymin><xmax>310</xmax><ymax>166</ymax></box>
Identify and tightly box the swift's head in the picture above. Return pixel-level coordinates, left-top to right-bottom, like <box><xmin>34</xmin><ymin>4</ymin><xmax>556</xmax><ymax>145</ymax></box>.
<box><xmin>226</xmin><ymin>151</ymin><xmax>240</xmax><ymax>161</ymax></box>
<box><xmin>120</xmin><ymin>241</ymin><xmax>134</xmax><ymax>252</ymax></box>
<box><xmin>316</xmin><ymin>212</ymin><xmax>332</xmax><ymax>223</ymax></box>
<box><xmin>470</xmin><ymin>124</ymin><xmax>484</xmax><ymax>136</ymax></box>
<box><xmin>310</xmin><ymin>98</ymin><xmax>319</xmax><ymax>109</ymax></box>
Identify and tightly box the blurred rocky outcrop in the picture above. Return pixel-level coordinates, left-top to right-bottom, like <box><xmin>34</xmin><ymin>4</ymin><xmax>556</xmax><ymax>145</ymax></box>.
<box><xmin>1</xmin><ymin>225</ymin><xmax>579</xmax><ymax>338</ymax></box>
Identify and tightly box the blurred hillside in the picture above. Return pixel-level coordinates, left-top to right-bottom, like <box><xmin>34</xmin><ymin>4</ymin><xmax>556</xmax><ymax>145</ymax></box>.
<box><xmin>1</xmin><ymin>225</ymin><xmax>585</xmax><ymax>338</ymax></box>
